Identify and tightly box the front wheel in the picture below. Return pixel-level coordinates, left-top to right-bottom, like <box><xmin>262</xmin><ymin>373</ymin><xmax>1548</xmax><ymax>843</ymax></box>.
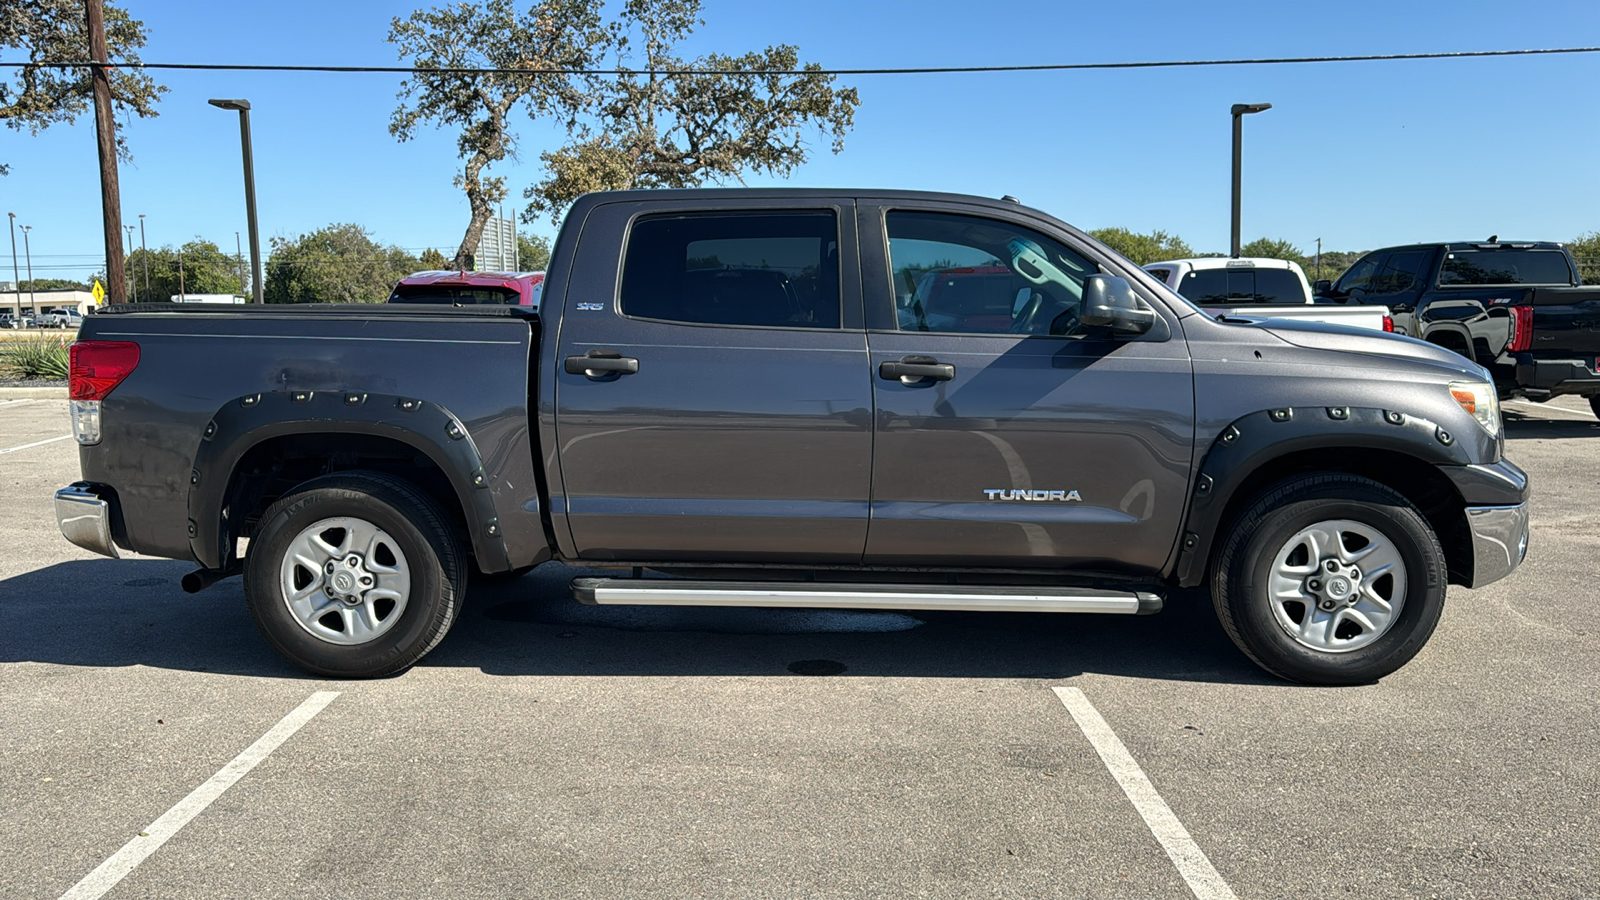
<box><xmin>1211</xmin><ymin>473</ymin><xmax>1446</xmax><ymax>685</ymax></box>
<box><xmin>244</xmin><ymin>471</ymin><xmax>466</xmax><ymax>678</ymax></box>
<box><xmin>1588</xmin><ymin>395</ymin><xmax>1600</xmax><ymax>420</ymax></box>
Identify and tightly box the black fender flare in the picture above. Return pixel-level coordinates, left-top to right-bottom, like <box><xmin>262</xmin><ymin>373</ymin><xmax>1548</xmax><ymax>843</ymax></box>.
<box><xmin>1172</xmin><ymin>406</ymin><xmax>1470</xmax><ymax>587</ymax></box>
<box><xmin>186</xmin><ymin>390</ymin><xmax>508</xmax><ymax>573</ymax></box>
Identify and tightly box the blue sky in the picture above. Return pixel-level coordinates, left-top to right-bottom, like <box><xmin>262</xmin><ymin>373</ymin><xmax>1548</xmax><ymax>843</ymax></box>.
<box><xmin>4</xmin><ymin>0</ymin><xmax>1600</xmax><ymax>282</ymax></box>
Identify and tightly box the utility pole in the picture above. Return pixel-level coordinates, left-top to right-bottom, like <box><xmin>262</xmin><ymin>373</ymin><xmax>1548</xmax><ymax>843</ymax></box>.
<box><xmin>21</xmin><ymin>225</ymin><xmax>35</xmax><ymax>313</ymax></box>
<box><xmin>1230</xmin><ymin>102</ymin><xmax>1272</xmax><ymax>258</ymax></box>
<box><xmin>1315</xmin><ymin>237</ymin><xmax>1322</xmax><ymax>281</ymax></box>
<box><xmin>87</xmin><ymin>0</ymin><xmax>126</xmax><ymax>303</ymax></box>
<box><xmin>139</xmin><ymin>214</ymin><xmax>149</xmax><ymax>296</ymax></box>
<box><xmin>178</xmin><ymin>253</ymin><xmax>186</xmax><ymax>301</ymax></box>
<box><xmin>236</xmin><ymin>231</ymin><xmax>246</xmax><ymax>297</ymax></box>
<box><xmin>7</xmin><ymin>212</ymin><xmax>18</xmax><ymax>321</ymax></box>
<box><xmin>124</xmin><ymin>224</ymin><xmax>137</xmax><ymax>302</ymax></box>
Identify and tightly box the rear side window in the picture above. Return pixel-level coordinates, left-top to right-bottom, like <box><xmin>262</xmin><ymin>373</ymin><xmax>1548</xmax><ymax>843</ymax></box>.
<box><xmin>389</xmin><ymin>285</ymin><xmax>520</xmax><ymax>304</ymax></box>
<box><xmin>1370</xmin><ymin>249</ymin><xmax>1431</xmax><ymax>295</ymax></box>
<box><xmin>1144</xmin><ymin>267</ymin><xmax>1174</xmax><ymax>285</ymax></box>
<box><xmin>620</xmin><ymin>212</ymin><xmax>840</xmax><ymax>328</ymax></box>
<box><xmin>1177</xmin><ymin>268</ymin><xmax>1304</xmax><ymax>305</ymax></box>
<box><xmin>1438</xmin><ymin>249</ymin><xmax>1574</xmax><ymax>287</ymax></box>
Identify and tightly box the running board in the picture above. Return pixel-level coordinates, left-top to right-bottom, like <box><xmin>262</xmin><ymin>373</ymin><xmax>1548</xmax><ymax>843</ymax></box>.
<box><xmin>571</xmin><ymin>578</ymin><xmax>1163</xmax><ymax>615</ymax></box>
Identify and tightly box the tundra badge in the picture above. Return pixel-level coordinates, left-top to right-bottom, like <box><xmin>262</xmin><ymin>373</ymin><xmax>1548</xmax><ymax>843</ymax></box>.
<box><xmin>984</xmin><ymin>489</ymin><xmax>1082</xmax><ymax>501</ymax></box>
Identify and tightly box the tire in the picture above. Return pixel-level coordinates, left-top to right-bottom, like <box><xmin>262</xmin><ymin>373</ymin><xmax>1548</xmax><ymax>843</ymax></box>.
<box><xmin>1589</xmin><ymin>395</ymin><xmax>1600</xmax><ymax>420</ymax></box>
<box><xmin>244</xmin><ymin>471</ymin><xmax>467</xmax><ymax>678</ymax></box>
<box><xmin>1211</xmin><ymin>473</ymin><xmax>1446</xmax><ymax>685</ymax></box>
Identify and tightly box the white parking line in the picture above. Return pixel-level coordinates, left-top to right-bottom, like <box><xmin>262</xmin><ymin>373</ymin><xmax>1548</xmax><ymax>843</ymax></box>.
<box><xmin>1053</xmin><ymin>687</ymin><xmax>1237</xmax><ymax>900</ymax></box>
<box><xmin>0</xmin><ymin>433</ymin><xmax>73</xmax><ymax>454</ymax></box>
<box><xmin>1504</xmin><ymin>399</ymin><xmax>1593</xmax><ymax>419</ymax></box>
<box><xmin>58</xmin><ymin>691</ymin><xmax>341</xmax><ymax>900</ymax></box>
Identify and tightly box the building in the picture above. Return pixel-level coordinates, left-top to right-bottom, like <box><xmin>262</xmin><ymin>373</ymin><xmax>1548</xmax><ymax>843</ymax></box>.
<box><xmin>1</xmin><ymin>289</ymin><xmax>96</xmax><ymax>320</ymax></box>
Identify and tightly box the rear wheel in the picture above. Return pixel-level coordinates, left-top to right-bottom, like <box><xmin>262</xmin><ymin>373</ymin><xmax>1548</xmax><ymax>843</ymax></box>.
<box><xmin>1212</xmin><ymin>473</ymin><xmax>1446</xmax><ymax>685</ymax></box>
<box><xmin>1589</xmin><ymin>395</ymin><xmax>1600</xmax><ymax>420</ymax></box>
<box><xmin>244</xmin><ymin>471</ymin><xmax>466</xmax><ymax>678</ymax></box>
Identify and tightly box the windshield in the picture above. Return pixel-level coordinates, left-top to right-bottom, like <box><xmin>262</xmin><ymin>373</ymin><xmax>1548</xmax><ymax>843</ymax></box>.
<box><xmin>1437</xmin><ymin>249</ymin><xmax>1573</xmax><ymax>287</ymax></box>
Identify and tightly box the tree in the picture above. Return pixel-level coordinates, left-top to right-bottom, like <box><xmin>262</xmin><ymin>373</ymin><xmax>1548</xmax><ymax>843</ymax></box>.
<box><xmin>1569</xmin><ymin>232</ymin><xmax>1600</xmax><ymax>284</ymax></box>
<box><xmin>388</xmin><ymin>0</ymin><xmax>608</xmax><ymax>270</ymax></box>
<box><xmin>17</xmin><ymin>277</ymin><xmax>88</xmax><ymax>291</ymax></box>
<box><xmin>1238</xmin><ymin>237</ymin><xmax>1305</xmax><ymax>264</ymax></box>
<box><xmin>126</xmin><ymin>239</ymin><xmax>241</xmax><ymax>300</ymax></box>
<box><xmin>1088</xmin><ymin>228</ymin><xmax>1194</xmax><ymax>266</ymax></box>
<box><xmin>0</xmin><ymin>0</ymin><xmax>166</xmax><ymax>176</ymax></box>
<box><xmin>523</xmin><ymin>0</ymin><xmax>860</xmax><ymax>223</ymax></box>
<box><xmin>263</xmin><ymin>224</ymin><xmax>421</xmax><ymax>304</ymax></box>
<box><xmin>517</xmin><ymin>233</ymin><xmax>551</xmax><ymax>270</ymax></box>
<box><xmin>418</xmin><ymin>247</ymin><xmax>449</xmax><ymax>269</ymax></box>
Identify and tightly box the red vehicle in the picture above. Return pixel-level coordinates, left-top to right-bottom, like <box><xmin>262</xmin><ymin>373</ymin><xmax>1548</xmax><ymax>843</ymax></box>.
<box><xmin>388</xmin><ymin>270</ymin><xmax>546</xmax><ymax>307</ymax></box>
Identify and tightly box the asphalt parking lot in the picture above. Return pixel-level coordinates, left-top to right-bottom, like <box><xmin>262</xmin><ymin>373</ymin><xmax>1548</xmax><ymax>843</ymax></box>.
<box><xmin>2</xmin><ymin>396</ymin><xmax>1597</xmax><ymax>899</ymax></box>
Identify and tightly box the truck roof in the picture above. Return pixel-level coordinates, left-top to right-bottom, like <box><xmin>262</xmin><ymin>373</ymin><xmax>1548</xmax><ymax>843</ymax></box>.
<box><xmin>1144</xmin><ymin>257</ymin><xmax>1304</xmax><ymax>272</ymax></box>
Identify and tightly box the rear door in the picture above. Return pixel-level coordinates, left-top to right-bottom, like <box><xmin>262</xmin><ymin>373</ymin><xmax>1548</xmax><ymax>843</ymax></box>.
<box><xmin>553</xmin><ymin>199</ymin><xmax>873</xmax><ymax>563</ymax></box>
<box><xmin>860</xmin><ymin>203</ymin><xmax>1195</xmax><ymax>570</ymax></box>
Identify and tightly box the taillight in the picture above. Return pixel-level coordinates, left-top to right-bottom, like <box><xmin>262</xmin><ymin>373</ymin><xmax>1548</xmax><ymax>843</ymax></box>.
<box><xmin>69</xmin><ymin>341</ymin><xmax>140</xmax><ymax>401</ymax></box>
<box><xmin>1382</xmin><ymin>315</ymin><xmax>1394</xmax><ymax>333</ymax></box>
<box><xmin>1507</xmin><ymin>306</ymin><xmax>1534</xmax><ymax>353</ymax></box>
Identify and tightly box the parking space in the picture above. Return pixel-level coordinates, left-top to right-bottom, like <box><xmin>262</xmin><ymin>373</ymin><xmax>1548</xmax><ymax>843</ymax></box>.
<box><xmin>3</xmin><ymin>398</ymin><xmax>1598</xmax><ymax>898</ymax></box>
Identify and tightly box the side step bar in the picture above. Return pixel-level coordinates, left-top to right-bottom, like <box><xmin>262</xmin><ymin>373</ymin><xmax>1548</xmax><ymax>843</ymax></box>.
<box><xmin>571</xmin><ymin>578</ymin><xmax>1163</xmax><ymax>615</ymax></box>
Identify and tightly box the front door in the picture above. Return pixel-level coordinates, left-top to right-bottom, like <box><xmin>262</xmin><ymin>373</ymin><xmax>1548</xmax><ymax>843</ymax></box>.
<box><xmin>554</xmin><ymin>200</ymin><xmax>873</xmax><ymax>563</ymax></box>
<box><xmin>861</xmin><ymin>205</ymin><xmax>1196</xmax><ymax>571</ymax></box>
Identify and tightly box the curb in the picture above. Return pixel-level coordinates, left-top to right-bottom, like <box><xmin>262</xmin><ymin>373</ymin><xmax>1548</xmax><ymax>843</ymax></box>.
<box><xmin>0</xmin><ymin>386</ymin><xmax>68</xmax><ymax>399</ymax></box>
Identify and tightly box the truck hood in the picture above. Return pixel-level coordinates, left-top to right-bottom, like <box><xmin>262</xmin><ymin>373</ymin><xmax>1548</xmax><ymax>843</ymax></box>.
<box><xmin>1251</xmin><ymin>317</ymin><xmax>1486</xmax><ymax>378</ymax></box>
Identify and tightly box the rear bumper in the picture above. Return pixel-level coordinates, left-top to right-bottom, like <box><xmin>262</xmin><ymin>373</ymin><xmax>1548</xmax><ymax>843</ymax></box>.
<box><xmin>1464</xmin><ymin>502</ymin><xmax>1528</xmax><ymax>588</ymax></box>
<box><xmin>55</xmin><ymin>483</ymin><xmax>121</xmax><ymax>559</ymax></box>
<box><xmin>1513</xmin><ymin>358</ymin><xmax>1600</xmax><ymax>398</ymax></box>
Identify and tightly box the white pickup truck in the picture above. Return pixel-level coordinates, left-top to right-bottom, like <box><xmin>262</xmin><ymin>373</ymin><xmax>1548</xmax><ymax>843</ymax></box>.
<box><xmin>1144</xmin><ymin>257</ymin><xmax>1393</xmax><ymax>332</ymax></box>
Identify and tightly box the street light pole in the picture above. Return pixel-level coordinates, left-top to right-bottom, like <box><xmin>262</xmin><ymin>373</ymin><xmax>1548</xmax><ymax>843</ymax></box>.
<box><xmin>235</xmin><ymin>231</ymin><xmax>245</xmax><ymax>298</ymax></box>
<box><xmin>1230</xmin><ymin>102</ymin><xmax>1272</xmax><ymax>258</ymax></box>
<box><xmin>209</xmin><ymin>99</ymin><xmax>262</xmax><ymax>302</ymax></box>
<box><xmin>138</xmin><ymin>214</ymin><xmax>149</xmax><ymax>297</ymax></box>
<box><xmin>21</xmin><ymin>225</ymin><xmax>35</xmax><ymax>313</ymax></box>
<box><xmin>124</xmin><ymin>224</ymin><xmax>136</xmax><ymax>302</ymax></box>
<box><xmin>7</xmin><ymin>212</ymin><xmax>18</xmax><ymax>321</ymax></box>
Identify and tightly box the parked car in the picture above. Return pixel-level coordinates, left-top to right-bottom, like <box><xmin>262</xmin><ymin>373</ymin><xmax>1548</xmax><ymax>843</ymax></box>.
<box><xmin>43</xmin><ymin>308</ymin><xmax>83</xmax><ymax>329</ymax></box>
<box><xmin>0</xmin><ymin>312</ymin><xmax>21</xmax><ymax>329</ymax></box>
<box><xmin>55</xmin><ymin>189</ymin><xmax>1527</xmax><ymax>686</ymax></box>
<box><xmin>388</xmin><ymin>270</ymin><xmax>546</xmax><ymax>307</ymax></box>
<box><xmin>1145</xmin><ymin>257</ymin><xmax>1393</xmax><ymax>331</ymax></box>
<box><xmin>1317</xmin><ymin>239</ymin><xmax>1600</xmax><ymax>415</ymax></box>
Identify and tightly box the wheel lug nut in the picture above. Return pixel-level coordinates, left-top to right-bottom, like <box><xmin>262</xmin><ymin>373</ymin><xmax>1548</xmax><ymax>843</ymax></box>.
<box><xmin>1308</xmin><ymin>579</ymin><xmax>1322</xmax><ymax>590</ymax></box>
<box><xmin>1325</xmin><ymin>560</ymin><xmax>1339</xmax><ymax>572</ymax></box>
<box><xmin>360</xmin><ymin>576</ymin><xmax>372</xmax><ymax>586</ymax></box>
<box><xmin>1320</xmin><ymin>600</ymin><xmax>1337</xmax><ymax>611</ymax></box>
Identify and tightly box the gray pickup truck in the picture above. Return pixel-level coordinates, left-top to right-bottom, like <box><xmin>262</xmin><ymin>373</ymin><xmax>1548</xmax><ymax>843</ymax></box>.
<box><xmin>55</xmin><ymin>189</ymin><xmax>1529</xmax><ymax>685</ymax></box>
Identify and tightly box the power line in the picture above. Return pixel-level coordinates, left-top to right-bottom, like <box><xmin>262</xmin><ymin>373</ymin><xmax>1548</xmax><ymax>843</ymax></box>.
<box><xmin>2</xmin><ymin>46</ymin><xmax>1599</xmax><ymax>77</ymax></box>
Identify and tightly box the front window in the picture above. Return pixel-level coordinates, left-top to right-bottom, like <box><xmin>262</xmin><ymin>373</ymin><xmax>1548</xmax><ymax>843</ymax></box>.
<box><xmin>1437</xmin><ymin>249</ymin><xmax>1574</xmax><ymax>287</ymax></box>
<box><xmin>886</xmin><ymin>211</ymin><xmax>1095</xmax><ymax>335</ymax></box>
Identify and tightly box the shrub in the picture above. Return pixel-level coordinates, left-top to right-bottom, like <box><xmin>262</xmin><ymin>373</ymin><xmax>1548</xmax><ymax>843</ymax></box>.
<box><xmin>1</xmin><ymin>337</ymin><xmax>70</xmax><ymax>380</ymax></box>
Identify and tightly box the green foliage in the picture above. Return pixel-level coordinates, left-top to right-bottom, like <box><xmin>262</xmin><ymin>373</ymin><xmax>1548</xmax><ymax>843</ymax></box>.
<box><xmin>1238</xmin><ymin>237</ymin><xmax>1305</xmax><ymax>264</ymax></box>
<box><xmin>16</xmin><ymin>277</ymin><xmax>88</xmax><ymax>291</ymax></box>
<box><xmin>388</xmin><ymin>0</ymin><xmax>608</xmax><ymax>269</ymax></box>
<box><xmin>1088</xmin><ymin>228</ymin><xmax>1194</xmax><ymax>266</ymax></box>
<box><xmin>1</xmin><ymin>336</ymin><xmax>70</xmax><ymax>379</ymax></box>
<box><xmin>418</xmin><ymin>247</ymin><xmax>449</xmax><ymax>269</ymax></box>
<box><xmin>127</xmin><ymin>239</ymin><xmax>242</xmax><ymax>301</ymax></box>
<box><xmin>516</xmin><ymin>233</ymin><xmax>551</xmax><ymax>271</ymax></box>
<box><xmin>1569</xmin><ymin>232</ymin><xmax>1600</xmax><ymax>284</ymax></box>
<box><xmin>0</xmin><ymin>0</ymin><xmax>166</xmax><ymax>176</ymax></box>
<box><xmin>263</xmin><ymin>223</ymin><xmax>420</xmax><ymax>304</ymax></box>
<box><xmin>523</xmin><ymin>0</ymin><xmax>859</xmax><ymax>223</ymax></box>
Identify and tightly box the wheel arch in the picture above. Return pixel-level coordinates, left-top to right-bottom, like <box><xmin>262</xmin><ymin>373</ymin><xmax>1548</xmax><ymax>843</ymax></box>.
<box><xmin>1172</xmin><ymin>408</ymin><xmax>1474</xmax><ymax>588</ymax></box>
<box><xmin>187</xmin><ymin>391</ymin><xmax>511</xmax><ymax>574</ymax></box>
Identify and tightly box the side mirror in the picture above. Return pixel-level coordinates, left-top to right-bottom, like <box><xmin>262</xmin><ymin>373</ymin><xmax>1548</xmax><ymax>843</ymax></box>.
<box><xmin>1080</xmin><ymin>275</ymin><xmax>1154</xmax><ymax>335</ymax></box>
<box><xmin>1313</xmin><ymin>279</ymin><xmax>1333</xmax><ymax>296</ymax></box>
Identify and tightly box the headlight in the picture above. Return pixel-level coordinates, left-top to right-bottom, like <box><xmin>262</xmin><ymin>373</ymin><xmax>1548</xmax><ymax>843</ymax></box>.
<box><xmin>1449</xmin><ymin>381</ymin><xmax>1500</xmax><ymax>437</ymax></box>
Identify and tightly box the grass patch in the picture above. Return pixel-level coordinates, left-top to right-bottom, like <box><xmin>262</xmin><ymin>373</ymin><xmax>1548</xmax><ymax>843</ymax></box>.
<box><xmin>0</xmin><ymin>337</ymin><xmax>70</xmax><ymax>380</ymax></box>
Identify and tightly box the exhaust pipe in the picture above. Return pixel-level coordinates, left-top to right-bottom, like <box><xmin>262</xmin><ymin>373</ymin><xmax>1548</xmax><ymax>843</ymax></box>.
<box><xmin>181</xmin><ymin>565</ymin><xmax>240</xmax><ymax>594</ymax></box>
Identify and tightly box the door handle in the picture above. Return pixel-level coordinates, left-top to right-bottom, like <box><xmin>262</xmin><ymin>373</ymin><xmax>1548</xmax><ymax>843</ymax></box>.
<box><xmin>565</xmin><ymin>349</ymin><xmax>639</xmax><ymax>378</ymax></box>
<box><xmin>879</xmin><ymin>356</ymin><xmax>955</xmax><ymax>384</ymax></box>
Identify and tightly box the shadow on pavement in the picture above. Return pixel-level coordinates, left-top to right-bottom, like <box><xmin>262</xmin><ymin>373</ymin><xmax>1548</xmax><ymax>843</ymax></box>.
<box><xmin>0</xmin><ymin>558</ymin><xmax>1271</xmax><ymax>686</ymax></box>
<box><xmin>1503</xmin><ymin>410</ymin><xmax>1600</xmax><ymax>440</ymax></box>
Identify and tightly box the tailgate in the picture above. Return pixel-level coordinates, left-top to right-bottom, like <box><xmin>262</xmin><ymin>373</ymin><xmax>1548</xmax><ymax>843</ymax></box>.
<box><xmin>1526</xmin><ymin>288</ymin><xmax>1600</xmax><ymax>359</ymax></box>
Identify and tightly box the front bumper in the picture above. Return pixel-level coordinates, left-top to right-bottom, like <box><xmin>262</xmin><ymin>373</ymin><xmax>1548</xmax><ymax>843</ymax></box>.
<box><xmin>55</xmin><ymin>483</ymin><xmax>121</xmax><ymax>559</ymax></box>
<box><xmin>1464</xmin><ymin>502</ymin><xmax>1528</xmax><ymax>588</ymax></box>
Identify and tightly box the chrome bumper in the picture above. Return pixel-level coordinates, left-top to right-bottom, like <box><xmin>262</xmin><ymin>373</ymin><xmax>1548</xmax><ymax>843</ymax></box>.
<box><xmin>55</xmin><ymin>483</ymin><xmax>120</xmax><ymax>559</ymax></box>
<box><xmin>1465</xmin><ymin>502</ymin><xmax>1528</xmax><ymax>588</ymax></box>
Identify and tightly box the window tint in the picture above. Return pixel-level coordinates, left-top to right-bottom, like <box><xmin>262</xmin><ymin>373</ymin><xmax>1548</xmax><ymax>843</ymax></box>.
<box><xmin>388</xmin><ymin>285</ymin><xmax>520</xmax><ymax>305</ymax></box>
<box><xmin>886</xmin><ymin>211</ymin><xmax>1095</xmax><ymax>335</ymax></box>
<box><xmin>1335</xmin><ymin>253</ymin><xmax>1383</xmax><ymax>295</ymax></box>
<box><xmin>1438</xmin><ymin>249</ymin><xmax>1573</xmax><ymax>287</ymax></box>
<box><xmin>1177</xmin><ymin>268</ymin><xmax>1304</xmax><ymax>305</ymax></box>
<box><xmin>620</xmin><ymin>212</ymin><xmax>840</xmax><ymax>328</ymax></box>
<box><xmin>1370</xmin><ymin>249</ymin><xmax>1430</xmax><ymax>295</ymax></box>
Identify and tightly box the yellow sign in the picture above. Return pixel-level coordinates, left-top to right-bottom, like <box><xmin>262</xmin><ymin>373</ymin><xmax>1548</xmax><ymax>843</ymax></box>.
<box><xmin>91</xmin><ymin>280</ymin><xmax>105</xmax><ymax>304</ymax></box>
